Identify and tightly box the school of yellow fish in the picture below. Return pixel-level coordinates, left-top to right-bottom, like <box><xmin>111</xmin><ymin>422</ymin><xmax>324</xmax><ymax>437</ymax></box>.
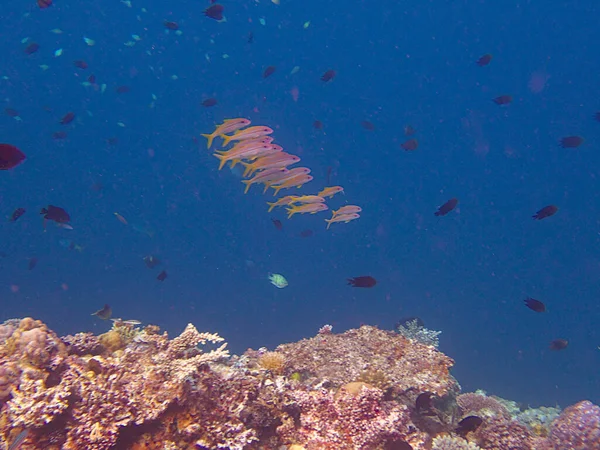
<box><xmin>202</xmin><ymin>118</ymin><xmax>361</xmax><ymax>229</ymax></box>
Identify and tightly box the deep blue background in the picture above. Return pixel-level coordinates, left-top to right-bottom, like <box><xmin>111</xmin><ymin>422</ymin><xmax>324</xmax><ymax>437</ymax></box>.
<box><xmin>1</xmin><ymin>0</ymin><xmax>599</xmax><ymax>408</ymax></box>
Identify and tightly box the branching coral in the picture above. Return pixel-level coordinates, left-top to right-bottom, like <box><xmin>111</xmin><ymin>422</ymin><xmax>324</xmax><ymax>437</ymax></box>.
<box><xmin>396</xmin><ymin>319</ymin><xmax>442</xmax><ymax>348</ymax></box>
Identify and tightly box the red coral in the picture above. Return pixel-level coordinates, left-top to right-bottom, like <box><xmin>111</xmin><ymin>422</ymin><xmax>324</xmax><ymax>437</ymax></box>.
<box><xmin>549</xmin><ymin>400</ymin><xmax>600</xmax><ymax>450</ymax></box>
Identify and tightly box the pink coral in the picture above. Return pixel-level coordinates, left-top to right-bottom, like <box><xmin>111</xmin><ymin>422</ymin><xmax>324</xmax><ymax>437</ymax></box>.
<box><xmin>473</xmin><ymin>416</ymin><xmax>535</xmax><ymax>450</ymax></box>
<box><xmin>456</xmin><ymin>392</ymin><xmax>510</xmax><ymax>420</ymax></box>
<box><xmin>549</xmin><ymin>400</ymin><xmax>600</xmax><ymax>450</ymax></box>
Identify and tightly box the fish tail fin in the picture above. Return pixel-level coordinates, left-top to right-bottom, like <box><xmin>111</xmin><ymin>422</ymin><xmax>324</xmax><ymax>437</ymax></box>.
<box><xmin>221</xmin><ymin>134</ymin><xmax>232</xmax><ymax>147</ymax></box>
<box><xmin>286</xmin><ymin>208</ymin><xmax>296</xmax><ymax>219</ymax></box>
<box><xmin>230</xmin><ymin>158</ymin><xmax>241</xmax><ymax>168</ymax></box>
<box><xmin>263</xmin><ymin>183</ymin><xmax>272</xmax><ymax>194</ymax></box>
<box><xmin>272</xmin><ymin>186</ymin><xmax>282</xmax><ymax>196</ymax></box>
<box><xmin>241</xmin><ymin>180</ymin><xmax>252</xmax><ymax>194</ymax></box>
<box><xmin>267</xmin><ymin>202</ymin><xmax>277</xmax><ymax>213</ymax></box>
<box><xmin>213</xmin><ymin>153</ymin><xmax>228</xmax><ymax>170</ymax></box>
<box><xmin>201</xmin><ymin>133</ymin><xmax>214</xmax><ymax>149</ymax></box>
<box><xmin>241</xmin><ymin>163</ymin><xmax>253</xmax><ymax>177</ymax></box>
<box><xmin>325</xmin><ymin>219</ymin><xmax>332</xmax><ymax>230</ymax></box>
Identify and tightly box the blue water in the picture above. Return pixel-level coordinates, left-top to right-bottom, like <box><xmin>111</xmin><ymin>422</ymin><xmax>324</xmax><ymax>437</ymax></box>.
<box><xmin>1</xmin><ymin>0</ymin><xmax>599</xmax><ymax>408</ymax></box>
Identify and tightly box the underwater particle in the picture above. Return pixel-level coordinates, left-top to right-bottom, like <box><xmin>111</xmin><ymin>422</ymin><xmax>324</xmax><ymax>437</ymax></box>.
<box><xmin>24</xmin><ymin>42</ymin><xmax>40</xmax><ymax>55</ymax></box>
<box><xmin>53</xmin><ymin>48</ymin><xmax>63</xmax><ymax>57</ymax></box>
<box><xmin>143</xmin><ymin>255</ymin><xmax>160</xmax><ymax>269</ymax></box>
<box><xmin>524</xmin><ymin>297</ymin><xmax>546</xmax><ymax>313</ymax></box>
<box><xmin>455</xmin><ymin>415</ymin><xmax>483</xmax><ymax>436</ymax></box>
<box><xmin>313</xmin><ymin>120</ymin><xmax>323</xmax><ymax>129</ymax></box>
<box><xmin>299</xmin><ymin>229</ymin><xmax>313</xmax><ymax>238</ymax></box>
<box><xmin>594</xmin><ymin>111</ymin><xmax>600</xmax><ymax>122</ymax></box>
<box><xmin>0</xmin><ymin>144</ymin><xmax>26</xmax><ymax>170</ymax></box>
<box><xmin>204</xmin><ymin>4</ymin><xmax>224</xmax><ymax>20</ymax></box>
<box><xmin>268</xmin><ymin>273</ymin><xmax>288</xmax><ymax>288</ymax></box>
<box><xmin>259</xmin><ymin>17</ymin><xmax>266</xmax><ymax>25</ymax></box>
<box><xmin>493</xmin><ymin>95</ymin><xmax>512</xmax><ymax>105</ymax></box>
<box><xmin>271</xmin><ymin>218</ymin><xmax>283</xmax><ymax>230</ymax></box>
<box><xmin>434</xmin><ymin>198</ymin><xmax>458</xmax><ymax>216</ymax></box>
<box><xmin>157</xmin><ymin>270</ymin><xmax>167</xmax><ymax>281</ymax></box>
<box><xmin>347</xmin><ymin>276</ymin><xmax>376</xmax><ymax>288</ymax></box>
<box><xmin>39</xmin><ymin>64</ymin><xmax>49</xmax><ymax>71</ymax></box>
<box><xmin>321</xmin><ymin>69</ymin><xmax>335</xmax><ymax>82</ymax></box>
<box><xmin>532</xmin><ymin>205</ymin><xmax>558</xmax><ymax>220</ymax></box>
<box><xmin>5</xmin><ymin>108</ymin><xmax>19</xmax><ymax>118</ymax></box>
<box><xmin>361</xmin><ymin>120</ymin><xmax>375</xmax><ymax>131</ymax></box>
<box><xmin>303</xmin><ymin>21</ymin><xmax>310</xmax><ymax>29</ymax></box>
<box><xmin>163</xmin><ymin>20</ymin><xmax>179</xmax><ymax>30</ymax></box>
<box><xmin>290</xmin><ymin>65</ymin><xmax>300</xmax><ymax>75</ymax></box>
<box><xmin>404</xmin><ymin>124</ymin><xmax>416</xmax><ymax>136</ymax></box>
<box><xmin>91</xmin><ymin>304</ymin><xmax>112</xmax><ymax>320</ymax></box>
<box><xmin>9</xmin><ymin>208</ymin><xmax>26</xmax><ymax>222</ymax></box>
<box><xmin>116</xmin><ymin>85</ymin><xmax>130</xmax><ymax>94</ymax></box>
<box><xmin>83</xmin><ymin>37</ymin><xmax>95</xmax><ymax>46</ymax></box>
<box><xmin>560</xmin><ymin>135</ymin><xmax>584</xmax><ymax>148</ymax></box>
<box><xmin>549</xmin><ymin>339</ymin><xmax>568</xmax><ymax>350</ymax></box>
<box><xmin>202</xmin><ymin>97</ymin><xmax>217</xmax><ymax>107</ymax></box>
<box><xmin>52</xmin><ymin>131</ymin><xmax>67</xmax><ymax>140</ymax></box>
<box><xmin>50</xmin><ymin>28</ymin><xmax>62</xmax><ymax>34</ymax></box>
<box><xmin>476</xmin><ymin>53</ymin><xmax>493</xmax><ymax>66</ymax></box>
<box><xmin>28</xmin><ymin>257</ymin><xmax>38</xmax><ymax>270</ymax></box>
<box><xmin>263</xmin><ymin>65</ymin><xmax>276</xmax><ymax>78</ymax></box>
<box><xmin>401</xmin><ymin>138</ymin><xmax>418</xmax><ymax>151</ymax></box>
<box><xmin>60</xmin><ymin>112</ymin><xmax>75</xmax><ymax>125</ymax></box>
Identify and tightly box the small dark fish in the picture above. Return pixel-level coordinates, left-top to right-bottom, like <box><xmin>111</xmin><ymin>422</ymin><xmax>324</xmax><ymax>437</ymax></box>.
<box><xmin>415</xmin><ymin>392</ymin><xmax>436</xmax><ymax>416</ymax></box>
<box><xmin>88</xmin><ymin>74</ymin><xmax>96</xmax><ymax>84</ymax></box>
<box><xmin>401</xmin><ymin>138</ymin><xmax>418</xmax><ymax>151</ymax></box>
<box><xmin>60</xmin><ymin>112</ymin><xmax>75</xmax><ymax>125</ymax></box>
<box><xmin>435</xmin><ymin>198</ymin><xmax>458</xmax><ymax>216</ymax></box>
<box><xmin>595</xmin><ymin>112</ymin><xmax>600</xmax><ymax>122</ymax></box>
<box><xmin>321</xmin><ymin>70</ymin><xmax>336</xmax><ymax>82</ymax></box>
<box><xmin>157</xmin><ymin>270</ymin><xmax>168</xmax><ymax>281</ymax></box>
<box><xmin>383</xmin><ymin>439</ymin><xmax>413</xmax><ymax>450</ymax></box>
<box><xmin>299</xmin><ymin>229</ymin><xmax>313</xmax><ymax>238</ymax></box>
<box><xmin>202</xmin><ymin>98</ymin><xmax>218</xmax><ymax>107</ymax></box>
<box><xmin>204</xmin><ymin>4</ymin><xmax>224</xmax><ymax>20</ymax></box>
<box><xmin>0</xmin><ymin>143</ymin><xmax>26</xmax><ymax>170</ymax></box>
<box><xmin>164</xmin><ymin>20</ymin><xmax>179</xmax><ymax>30</ymax></box>
<box><xmin>493</xmin><ymin>95</ymin><xmax>512</xmax><ymax>105</ymax></box>
<box><xmin>313</xmin><ymin>120</ymin><xmax>323</xmax><ymax>130</ymax></box>
<box><xmin>560</xmin><ymin>136</ymin><xmax>584</xmax><ymax>148</ymax></box>
<box><xmin>73</xmin><ymin>60</ymin><xmax>88</xmax><ymax>69</ymax></box>
<box><xmin>10</xmin><ymin>208</ymin><xmax>26</xmax><ymax>222</ymax></box>
<box><xmin>549</xmin><ymin>339</ymin><xmax>568</xmax><ymax>350</ymax></box>
<box><xmin>7</xmin><ymin>429</ymin><xmax>29</xmax><ymax>450</ymax></box>
<box><xmin>28</xmin><ymin>257</ymin><xmax>38</xmax><ymax>270</ymax></box>
<box><xmin>347</xmin><ymin>276</ymin><xmax>377</xmax><ymax>288</ymax></box>
<box><xmin>456</xmin><ymin>416</ymin><xmax>483</xmax><ymax>436</ymax></box>
<box><xmin>524</xmin><ymin>297</ymin><xmax>546</xmax><ymax>313</ymax></box>
<box><xmin>52</xmin><ymin>131</ymin><xmax>67</xmax><ymax>140</ymax></box>
<box><xmin>271</xmin><ymin>218</ymin><xmax>283</xmax><ymax>231</ymax></box>
<box><xmin>143</xmin><ymin>255</ymin><xmax>160</xmax><ymax>269</ymax></box>
<box><xmin>24</xmin><ymin>42</ymin><xmax>40</xmax><ymax>55</ymax></box>
<box><xmin>37</xmin><ymin>0</ymin><xmax>52</xmax><ymax>8</ymax></box>
<box><xmin>91</xmin><ymin>304</ymin><xmax>112</xmax><ymax>320</ymax></box>
<box><xmin>40</xmin><ymin>205</ymin><xmax>70</xmax><ymax>223</ymax></box>
<box><xmin>263</xmin><ymin>65</ymin><xmax>276</xmax><ymax>78</ymax></box>
<box><xmin>476</xmin><ymin>53</ymin><xmax>493</xmax><ymax>66</ymax></box>
<box><xmin>116</xmin><ymin>85</ymin><xmax>130</xmax><ymax>94</ymax></box>
<box><xmin>361</xmin><ymin>120</ymin><xmax>375</xmax><ymax>131</ymax></box>
<box><xmin>532</xmin><ymin>205</ymin><xmax>558</xmax><ymax>220</ymax></box>
<box><xmin>5</xmin><ymin>108</ymin><xmax>19</xmax><ymax>117</ymax></box>
<box><xmin>247</xmin><ymin>32</ymin><xmax>254</xmax><ymax>43</ymax></box>
<box><xmin>396</xmin><ymin>316</ymin><xmax>425</xmax><ymax>329</ymax></box>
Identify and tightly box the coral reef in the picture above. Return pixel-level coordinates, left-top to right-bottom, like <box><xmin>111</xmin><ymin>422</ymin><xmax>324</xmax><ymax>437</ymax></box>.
<box><xmin>0</xmin><ymin>319</ymin><xmax>599</xmax><ymax>449</ymax></box>
<box><xmin>396</xmin><ymin>319</ymin><xmax>442</xmax><ymax>348</ymax></box>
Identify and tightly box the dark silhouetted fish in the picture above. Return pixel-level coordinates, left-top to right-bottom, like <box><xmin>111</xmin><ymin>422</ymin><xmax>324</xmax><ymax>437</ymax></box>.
<box><xmin>456</xmin><ymin>416</ymin><xmax>483</xmax><ymax>436</ymax></box>
<box><xmin>560</xmin><ymin>136</ymin><xmax>584</xmax><ymax>148</ymax></box>
<box><xmin>321</xmin><ymin>70</ymin><xmax>336</xmax><ymax>82</ymax></box>
<box><xmin>415</xmin><ymin>392</ymin><xmax>437</xmax><ymax>416</ymax></box>
<box><xmin>347</xmin><ymin>276</ymin><xmax>377</xmax><ymax>288</ymax></box>
<box><xmin>524</xmin><ymin>297</ymin><xmax>546</xmax><ymax>313</ymax></box>
<box><xmin>0</xmin><ymin>144</ymin><xmax>26</xmax><ymax>170</ymax></box>
<box><xmin>10</xmin><ymin>208</ymin><xmax>26</xmax><ymax>222</ymax></box>
<box><xmin>549</xmin><ymin>339</ymin><xmax>568</xmax><ymax>350</ymax></box>
<box><xmin>476</xmin><ymin>53</ymin><xmax>493</xmax><ymax>66</ymax></box>
<box><xmin>434</xmin><ymin>198</ymin><xmax>458</xmax><ymax>216</ymax></box>
<box><xmin>157</xmin><ymin>270</ymin><xmax>168</xmax><ymax>281</ymax></box>
<box><xmin>40</xmin><ymin>205</ymin><xmax>70</xmax><ymax>223</ymax></box>
<box><xmin>143</xmin><ymin>255</ymin><xmax>160</xmax><ymax>269</ymax></box>
<box><xmin>91</xmin><ymin>304</ymin><xmax>112</xmax><ymax>320</ymax></box>
<box><xmin>532</xmin><ymin>205</ymin><xmax>558</xmax><ymax>220</ymax></box>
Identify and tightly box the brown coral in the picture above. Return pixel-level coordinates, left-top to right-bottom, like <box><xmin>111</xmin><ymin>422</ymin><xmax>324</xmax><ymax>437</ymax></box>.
<box><xmin>549</xmin><ymin>400</ymin><xmax>600</xmax><ymax>450</ymax></box>
<box><xmin>276</xmin><ymin>325</ymin><xmax>455</xmax><ymax>397</ymax></box>
<box><xmin>456</xmin><ymin>392</ymin><xmax>511</xmax><ymax>420</ymax></box>
<box><xmin>473</xmin><ymin>416</ymin><xmax>535</xmax><ymax>450</ymax></box>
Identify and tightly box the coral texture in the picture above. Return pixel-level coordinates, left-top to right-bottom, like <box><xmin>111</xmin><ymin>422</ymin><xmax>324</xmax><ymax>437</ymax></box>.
<box><xmin>473</xmin><ymin>416</ymin><xmax>535</xmax><ymax>450</ymax></box>
<box><xmin>549</xmin><ymin>400</ymin><xmax>600</xmax><ymax>450</ymax></box>
<box><xmin>431</xmin><ymin>435</ymin><xmax>482</xmax><ymax>450</ymax></box>
<box><xmin>456</xmin><ymin>392</ymin><xmax>511</xmax><ymax>420</ymax></box>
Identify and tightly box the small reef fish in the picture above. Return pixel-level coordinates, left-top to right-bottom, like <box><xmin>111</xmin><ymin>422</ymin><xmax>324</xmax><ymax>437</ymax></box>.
<box><xmin>455</xmin><ymin>416</ymin><xmax>483</xmax><ymax>436</ymax></box>
<box><xmin>267</xmin><ymin>196</ymin><xmax>298</xmax><ymax>212</ymax></box>
<box><xmin>332</xmin><ymin>205</ymin><xmax>361</xmax><ymax>217</ymax></box>
<box><xmin>221</xmin><ymin>126</ymin><xmax>274</xmax><ymax>147</ymax></box>
<box><xmin>286</xmin><ymin>202</ymin><xmax>328</xmax><ymax>219</ymax></box>
<box><xmin>111</xmin><ymin>318</ymin><xmax>142</xmax><ymax>326</ymax></box>
<box><xmin>157</xmin><ymin>270</ymin><xmax>168</xmax><ymax>281</ymax></box>
<box><xmin>241</xmin><ymin>153</ymin><xmax>300</xmax><ymax>177</ymax></box>
<box><xmin>201</xmin><ymin>118</ymin><xmax>251</xmax><ymax>148</ymax></box>
<box><xmin>524</xmin><ymin>297</ymin><xmax>546</xmax><ymax>313</ymax></box>
<box><xmin>325</xmin><ymin>213</ymin><xmax>360</xmax><ymax>229</ymax></box>
<box><xmin>289</xmin><ymin>195</ymin><xmax>325</xmax><ymax>205</ymax></box>
<box><xmin>272</xmin><ymin>174</ymin><xmax>313</xmax><ymax>196</ymax></box>
<box><xmin>347</xmin><ymin>276</ymin><xmax>377</xmax><ymax>288</ymax></box>
<box><xmin>9</xmin><ymin>207</ymin><xmax>26</xmax><ymax>222</ymax></box>
<box><xmin>434</xmin><ymin>198</ymin><xmax>458</xmax><ymax>216</ymax></box>
<box><xmin>214</xmin><ymin>144</ymin><xmax>279</xmax><ymax>170</ymax></box>
<box><xmin>549</xmin><ymin>339</ymin><xmax>568</xmax><ymax>350</ymax></box>
<box><xmin>41</xmin><ymin>205</ymin><xmax>70</xmax><ymax>224</ymax></box>
<box><xmin>532</xmin><ymin>205</ymin><xmax>558</xmax><ymax>220</ymax></box>
<box><xmin>317</xmin><ymin>186</ymin><xmax>344</xmax><ymax>199</ymax></box>
<box><xmin>268</xmin><ymin>273</ymin><xmax>288</xmax><ymax>288</ymax></box>
<box><xmin>114</xmin><ymin>212</ymin><xmax>128</xmax><ymax>225</ymax></box>
<box><xmin>92</xmin><ymin>304</ymin><xmax>112</xmax><ymax>320</ymax></box>
<box><xmin>143</xmin><ymin>255</ymin><xmax>160</xmax><ymax>269</ymax></box>
<box><xmin>241</xmin><ymin>168</ymin><xmax>289</xmax><ymax>194</ymax></box>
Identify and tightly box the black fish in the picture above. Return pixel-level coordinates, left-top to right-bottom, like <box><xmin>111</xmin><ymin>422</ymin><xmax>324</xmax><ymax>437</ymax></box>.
<box><xmin>415</xmin><ymin>392</ymin><xmax>437</xmax><ymax>416</ymax></box>
<box><xmin>40</xmin><ymin>205</ymin><xmax>70</xmax><ymax>223</ymax></box>
<box><xmin>91</xmin><ymin>304</ymin><xmax>112</xmax><ymax>320</ymax></box>
<box><xmin>532</xmin><ymin>205</ymin><xmax>558</xmax><ymax>220</ymax></box>
<box><xmin>10</xmin><ymin>208</ymin><xmax>26</xmax><ymax>222</ymax></box>
<box><xmin>524</xmin><ymin>297</ymin><xmax>546</xmax><ymax>313</ymax></box>
<box><xmin>560</xmin><ymin>136</ymin><xmax>584</xmax><ymax>148</ymax></box>
<box><xmin>456</xmin><ymin>416</ymin><xmax>483</xmax><ymax>436</ymax></box>
<box><xmin>347</xmin><ymin>276</ymin><xmax>377</xmax><ymax>288</ymax></box>
<box><xmin>434</xmin><ymin>198</ymin><xmax>458</xmax><ymax>216</ymax></box>
<box><xmin>271</xmin><ymin>218</ymin><xmax>283</xmax><ymax>231</ymax></box>
<box><xmin>383</xmin><ymin>439</ymin><xmax>413</xmax><ymax>450</ymax></box>
<box><xmin>549</xmin><ymin>339</ymin><xmax>568</xmax><ymax>350</ymax></box>
<box><xmin>157</xmin><ymin>270</ymin><xmax>168</xmax><ymax>281</ymax></box>
<box><xmin>476</xmin><ymin>54</ymin><xmax>493</xmax><ymax>66</ymax></box>
<box><xmin>143</xmin><ymin>255</ymin><xmax>161</xmax><ymax>269</ymax></box>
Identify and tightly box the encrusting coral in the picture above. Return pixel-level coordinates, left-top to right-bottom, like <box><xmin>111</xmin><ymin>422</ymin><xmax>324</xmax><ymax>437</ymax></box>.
<box><xmin>1</xmin><ymin>318</ymin><xmax>599</xmax><ymax>449</ymax></box>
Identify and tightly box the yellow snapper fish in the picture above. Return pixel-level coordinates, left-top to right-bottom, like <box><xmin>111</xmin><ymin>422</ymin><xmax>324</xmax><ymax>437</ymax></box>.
<box><xmin>325</xmin><ymin>213</ymin><xmax>360</xmax><ymax>229</ymax></box>
<box><xmin>332</xmin><ymin>205</ymin><xmax>362</xmax><ymax>217</ymax></box>
<box><xmin>266</xmin><ymin>195</ymin><xmax>299</xmax><ymax>212</ymax></box>
<box><xmin>286</xmin><ymin>202</ymin><xmax>328</xmax><ymax>219</ymax></box>
<box><xmin>214</xmin><ymin>143</ymin><xmax>278</xmax><ymax>170</ymax></box>
<box><xmin>241</xmin><ymin>168</ymin><xmax>289</xmax><ymax>194</ymax></box>
<box><xmin>201</xmin><ymin>118</ymin><xmax>251</xmax><ymax>149</ymax></box>
<box><xmin>317</xmin><ymin>186</ymin><xmax>344</xmax><ymax>199</ymax></box>
<box><xmin>221</xmin><ymin>125</ymin><xmax>274</xmax><ymax>147</ymax></box>
<box><xmin>271</xmin><ymin>174</ymin><xmax>313</xmax><ymax>196</ymax></box>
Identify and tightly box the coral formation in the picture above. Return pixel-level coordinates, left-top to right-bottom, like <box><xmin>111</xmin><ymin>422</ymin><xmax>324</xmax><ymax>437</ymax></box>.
<box><xmin>396</xmin><ymin>319</ymin><xmax>442</xmax><ymax>348</ymax></box>
<box><xmin>0</xmin><ymin>319</ymin><xmax>599</xmax><ymax>449</ymax></box>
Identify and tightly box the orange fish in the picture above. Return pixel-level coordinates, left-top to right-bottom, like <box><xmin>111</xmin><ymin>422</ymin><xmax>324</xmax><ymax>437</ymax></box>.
<box><xmin>201</xmin><ymin>118</ymin><xmax>251</xmax><ymax>149</ymax></box>
<box><xmin>332</xmin><ymin>205</ymin><xmax>361</xmax><ymax>217</ymax></box>
<box><xmin>325</xmin><ymin>213</ymin><xmax>360</xmax><ymax>229</ymax></box>
<box><xmin>266</xmin><ymin>196</ymin><xmax>298</xmax><ymax>212</ymax></box>
<box><xmin>241</xmin><ymin>168</ymin><xmax>289</xmax><ymax>194</ymax></box>
<box><xmin>286</xmin><ymin>202</ymin><xmax>328</xmax><ymax>219</ymax></box>
<box><xmin>289</xmin><ymin>195</ymin><xmax>325</xmax><ymax>205</ymax></box>
<box><xmin>272</xmin><ymin>174</ymin><xmax>313</xmax><ymax>196</ymax></box>
<box><xmin>242</xmin><ymin>153</ymin><xmax>300</xmax><ymax>177</ymax></box>
<box><xmin>221</xmin><ymin>126</ymin><xmax>273</xmax><ymax>147</ymax></box>
<box><xmin>317</xmin><ymin>186</ymin><xmax>344</xmax><ymax>199</ymax></box>
<box><xmin>214</xmin><ymin>144</ymin><xmax>279</xmax><ymax>170</ymax></box>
